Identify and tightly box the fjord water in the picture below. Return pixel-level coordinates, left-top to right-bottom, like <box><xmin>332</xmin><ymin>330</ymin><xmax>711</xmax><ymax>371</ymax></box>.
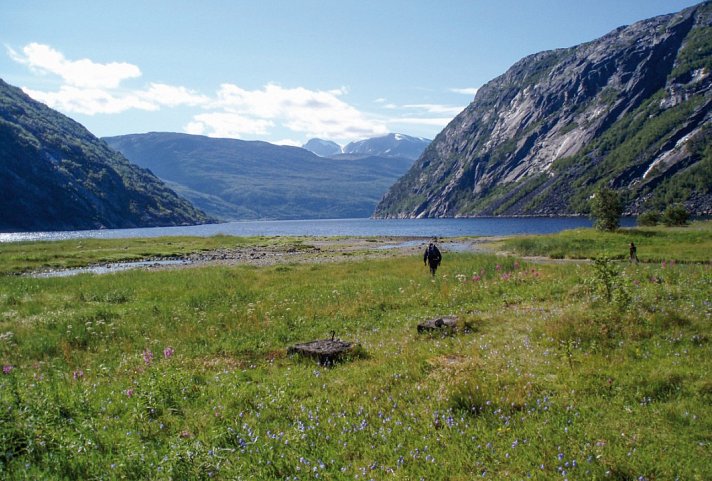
<box><xmin>0</xmin><ymin>217</ymin><xmax>636</xmax><ymax>243</ymax></box>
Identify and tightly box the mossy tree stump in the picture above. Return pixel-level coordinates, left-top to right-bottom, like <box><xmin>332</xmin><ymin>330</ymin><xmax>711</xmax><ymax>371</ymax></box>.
<box><xmin>288</xmin><ymin>335</ymin><xmax>354</xmax><ymax>365</ymax></box>
<box><xmin>417</xmin><ymin>316</ymin><xmax>459</xmax><ymax>334</ymax></box>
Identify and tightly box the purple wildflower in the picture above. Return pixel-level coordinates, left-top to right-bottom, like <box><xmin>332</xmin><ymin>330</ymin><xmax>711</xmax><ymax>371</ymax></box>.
<box><xmin>73</xmin><ymin>370</ymin><xmax>84</xmax><ymax>380</ymax></box>
<box><xmin>163</xmin><ymin>346</ymin><xmax>175</xmax><ymax>358</ymax></box>
<box><xmin>2</xmin><ymin>365</ymin><xmax>13</xmax><ymax>375</ymax></box>
<box><xmin>143</xmin><ymin>349</ymin><xmax>153</xmax><ymax>365</ymax></box>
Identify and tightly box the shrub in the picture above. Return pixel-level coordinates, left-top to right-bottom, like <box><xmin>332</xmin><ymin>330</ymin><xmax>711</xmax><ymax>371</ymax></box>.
<box><xmin>637</xmin><ymin>210</ymin><xmax>660</xmax><ymax>226</ymax></box>
<box><xmin>661</xmin><ymin>204</ymin><xmax>689</xmax><ymax>226</ymax></box>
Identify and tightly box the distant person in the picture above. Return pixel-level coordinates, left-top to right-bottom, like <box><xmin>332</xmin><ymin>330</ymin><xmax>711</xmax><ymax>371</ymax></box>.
<box><xmin>424</xmin><ymin>242</ymin><xmax>442</xmax><ymax>276</ymax></box>
<box><xmin>629</xmin><ymin>242</ymin><xmax>639</xmax><ymax>263</ymax></box>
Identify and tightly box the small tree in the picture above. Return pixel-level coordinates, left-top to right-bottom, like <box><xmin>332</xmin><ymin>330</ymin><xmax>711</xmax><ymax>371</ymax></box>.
<box><xmin>661</xmin><ymin>204</ymin><xmax>689</xmax><ymax>226</ymax></box>
<box><xmin>590</xmin><ymin>187</ymin><xmax>623</xmax><ymax>231</ymax></box>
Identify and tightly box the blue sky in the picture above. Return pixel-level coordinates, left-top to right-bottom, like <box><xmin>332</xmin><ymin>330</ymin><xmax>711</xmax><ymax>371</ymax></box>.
<box><xmin>2</xmin><ymin>0</ymin><xmax>702</xmax><ymax>146</ymax></box>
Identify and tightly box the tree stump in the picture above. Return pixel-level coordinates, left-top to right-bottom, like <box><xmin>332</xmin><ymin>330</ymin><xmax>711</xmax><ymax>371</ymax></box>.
<box><xmin>288</xmin><ymin>336</ymin><xmax>354</xmax><ymax>365</ymax></box>
<box><xmin>417</xmin><ymin>316</ymin><xmax>459</xmax><ymax>334</ymax></box>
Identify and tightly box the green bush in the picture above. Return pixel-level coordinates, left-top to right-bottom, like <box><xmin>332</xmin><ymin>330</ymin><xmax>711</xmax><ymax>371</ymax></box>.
<box><xmin>637</xmin><ymin>210</ymin><xmax>660</xmax><ymax>226</ymax></box>
<box><xmin>661</xmin><ymin>204</ymin><xmax>690</xmax><ymax>226</ymax></box>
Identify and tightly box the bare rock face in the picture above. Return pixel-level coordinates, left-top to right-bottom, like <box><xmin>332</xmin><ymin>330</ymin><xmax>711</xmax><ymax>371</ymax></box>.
<box><xmin>375</xmin><ymin>2</ymin><xmax>712</xmax><ymax>218</ymax></box>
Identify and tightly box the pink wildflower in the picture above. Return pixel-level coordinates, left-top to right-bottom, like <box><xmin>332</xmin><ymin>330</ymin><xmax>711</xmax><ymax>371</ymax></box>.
<box><xmin>163</xmin><ymin>346</ymin><xmax>175</xmax><ymax>358</ymax></box>
<box><xmin>495</xmin><ymin>264</ymin><xmax>501</xmax><ymax>271</ymax></box>
<box><xmin>125</xmin><ymin>388</ymin><xmax>134</xmax><ymax>398</ymax></box>
<box><xmin>143</xmin><ymin>349</ymin><xmax>154</xmax><ymax>366</ymax></box>
<box><xmin>661</xmin><ymin>260</ymin><xmax>667</xmax><ymax>269</ymax></box>
<box><xmin>471</xmin><ymin>275</ymin><xmax>481</xmax><ymax>282</ymax></box>
<box><xmin>2</xmin><ymin>365</ymin><xmax>13</xmax><ymax>375</ymax></box>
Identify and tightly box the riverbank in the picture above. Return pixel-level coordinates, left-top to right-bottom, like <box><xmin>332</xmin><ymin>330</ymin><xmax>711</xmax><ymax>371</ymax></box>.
<box><xmin>18</xmin><ymin>236</ymin><xmax>501</xmax><ymax>277</ymax></box>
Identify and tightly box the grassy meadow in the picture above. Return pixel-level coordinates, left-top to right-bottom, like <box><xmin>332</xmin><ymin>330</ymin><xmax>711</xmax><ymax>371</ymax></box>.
<box><xmin>0</xmin><ymin>224</ymin><xmax>710</xmax><ymax>480</ymax></box>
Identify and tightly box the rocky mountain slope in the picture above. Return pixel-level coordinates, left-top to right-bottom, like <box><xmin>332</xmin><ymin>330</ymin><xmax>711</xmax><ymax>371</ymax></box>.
<box><xmin>375</xmin><ymin>2</ymin><xmax>712</xmax><ymax>218</ymax></box>
<box><xmin>0</xmin><ymin>79</ymin><xmax>212</xmax><ymax>232</ymax></box>
<box><xmin>105</xmin><ymin>132</ymin><xmax>413</xmax><ymax>220</ymax></box>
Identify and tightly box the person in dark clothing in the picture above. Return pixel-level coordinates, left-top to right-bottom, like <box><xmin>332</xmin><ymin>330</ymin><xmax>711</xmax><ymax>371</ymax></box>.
<box><xmin>629</xmin><ymin>242</ymin><xmax>639</xmax><ymax>263</ymax></box>
<box><xmin>424</xmin><ymin>242</ymin><xmax>442</xmax><ymax>276</ymax></box>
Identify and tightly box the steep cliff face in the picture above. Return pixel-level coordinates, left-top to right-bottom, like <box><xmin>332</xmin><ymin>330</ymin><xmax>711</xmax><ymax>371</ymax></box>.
<box><xmin>0</xmin><ymin>79</ymin><xmax>213</xmax><ymax>232</ymax></box>
<box><xmin>375</xmin><ymin>2</ymin><xmax>712</xmax><ymax>218</ymax></box>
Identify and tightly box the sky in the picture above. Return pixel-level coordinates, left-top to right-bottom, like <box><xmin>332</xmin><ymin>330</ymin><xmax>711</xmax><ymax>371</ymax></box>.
<box><xmin>1</xmin><ymin>0</ymin><xmax>703</xmax><ymax>147</ymax></box>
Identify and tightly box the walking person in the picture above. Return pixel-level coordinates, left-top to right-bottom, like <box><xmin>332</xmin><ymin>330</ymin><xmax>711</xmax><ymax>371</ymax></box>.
<box><xmin>424</xmin><ymin>241</ymin><xmax>442</xmax><ymax>277</ymax></box>
<box><xmin>629</xmin><ymin>242</ymin><xmax>639</xmax><ymax>263</ymax></box>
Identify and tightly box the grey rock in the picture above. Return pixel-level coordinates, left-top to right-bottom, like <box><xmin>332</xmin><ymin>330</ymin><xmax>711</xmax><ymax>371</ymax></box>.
<box><xmin>375</xmin><ymin>2</ymin><xmax>712</xmax><ymax>218</ymax></box>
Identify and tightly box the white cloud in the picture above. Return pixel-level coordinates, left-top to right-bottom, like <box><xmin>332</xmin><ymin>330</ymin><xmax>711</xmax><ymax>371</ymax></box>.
<box><xmin>22</xmin><ymin>85</ymin><xmax>157</xmax><ymax>115</ymax></box>
<box><xmin>11</xmin><ymin>43</ymin><xmax>141</xmax><ymax>89</ymax></box>
<box><xmin>8</xmin><ymin>43</ymin><xmax>393</xmax><ymax>141</ymax></box>
<box><xmin>194</xmin><ymin>83</ymin><xmax>388</xmax><ymax>140</ymax></box>
<box><xmin>450</xmin><ymin>87</ymin><xmax>479</xmax><ymax>96</ymax></box>
<box><xmin>402</xmin><ymin>103</ymin><xmax>464</xmax><ymax>116</ymax></box>
<box><xmin>142</xmin><ymin>83</ymin><xmax>210</xmax><ymax>107</ymax></box>
<box><xmin>392</xmin><ymin>117</ymin><xmax>454</xmax><ymax>127</ymax></box>
<box><xmin>185</xmin><ymin>112</ymin><xmax>273</xmax><ymax>138</ymax></box>
<box><xmin>10</xmin><ymin>43</ymin><xmax>210</xmax><ymax>116</ymax></box>
<box><xmin>273</xmin><ymin>138</ymin><xmax>303</xmax><ymax>147</ymax></box>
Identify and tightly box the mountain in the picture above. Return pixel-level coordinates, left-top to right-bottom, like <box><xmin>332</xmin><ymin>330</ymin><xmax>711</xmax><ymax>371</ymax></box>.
<box><xmin>343</xmin><ymin>133</ymin><xmax>431</xmax><ymax>161</ymax></box>
<box><xmin>375</xmin><ymin>2</ymin><xmax>712</xmax><ymax>218</ymax></box>
<box><xmin>0</xmin><ymin>79</ymin><xmax>212</xmax><ymax>232</ymax></box>
<box><xmin>104</xmin><ymin>132</ymin><xmax>414</xmax><ymax>221</ymax></box>
<box><xmin>302</xmin><ymin>138</ymin><xmax>342</xmax><ymax>157</ymax></box>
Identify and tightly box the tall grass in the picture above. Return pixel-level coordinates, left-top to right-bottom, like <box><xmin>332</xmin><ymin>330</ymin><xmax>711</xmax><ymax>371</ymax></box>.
<box><xmin>500</xmin><ymin>220</ymin><xmax>712</xmax><ymax>262</ymax></box>
<box><xmin>0</xmin><ymin>239</ymin><xmax>710</xmax><ymax>479</ymax></box>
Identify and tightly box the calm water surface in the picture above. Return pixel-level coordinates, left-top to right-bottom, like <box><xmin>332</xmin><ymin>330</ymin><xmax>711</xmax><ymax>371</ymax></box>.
<box><xmin>0</xmin><ymin>217</ymin><xmax>637</xmax><ymax>243</ymax></box>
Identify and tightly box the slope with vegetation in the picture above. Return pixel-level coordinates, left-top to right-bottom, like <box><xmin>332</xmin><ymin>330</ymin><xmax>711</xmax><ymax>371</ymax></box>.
<box><xmin>105</xmin><ymin>132</ymin><xmax>414</xmax><ymax>220</ymax></box>
<box><xmin>376</xmin><ymin>2</ymin><xmax>712</xmax><ymax>218</ymax></box>
<box><xmin>0</xmin><ymin>80</ymin><xmax>212</xmax><ymax>232</ymax></box>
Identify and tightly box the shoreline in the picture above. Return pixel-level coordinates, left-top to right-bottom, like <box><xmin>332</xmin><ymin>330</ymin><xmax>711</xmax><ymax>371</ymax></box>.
<box><xmin>27</xmin><ymin>236</ymin><xmax>501</xmax><ymax>278</ymax></box>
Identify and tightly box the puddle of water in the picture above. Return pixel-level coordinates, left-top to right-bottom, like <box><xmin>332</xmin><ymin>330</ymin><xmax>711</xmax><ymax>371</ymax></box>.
<box><xmin>31</xmin><ymin>260</ymin><xmax>190</xmax><ymax>278</ymax></box>
<box><xmin>377</xmin><ymin>240</ymin><xmax>424</xmax><ymax>250</ymax></box>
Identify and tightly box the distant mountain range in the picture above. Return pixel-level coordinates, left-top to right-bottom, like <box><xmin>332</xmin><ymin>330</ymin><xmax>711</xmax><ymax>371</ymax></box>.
<box><xmin>105</xmin><ymin>132</ymin><xmax>415</xmax><ymax>221</ymax></box>
<box><xmin>376</xmin><ymin>1</ymin><xmax>712</xmax><ymax>218</ymax></box>
<box><xmin>0</xmin><ymin>79</ymin><xmax>212</xmax><ymax>232</ymax></box>
<box><xmin>302</xmin><ymin>133</ymin><xmax>430</xmax><ymax>160</ymax></box>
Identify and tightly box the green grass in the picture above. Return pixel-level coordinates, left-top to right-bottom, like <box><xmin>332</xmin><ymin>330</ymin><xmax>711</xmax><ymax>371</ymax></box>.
<box><xmin>500</xmin><ymin>220</ymin><xmax>712</xmax><ymax>262</ymax></box>
<box><xmin>0</xmin><ymin>235</ymin><xmax>710</xmax><ymax>480</ymax></box>
<box><xmin>0</xmin><ymin>235</ymin><xmax>309</xmax><ymax>275</ymax></box>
